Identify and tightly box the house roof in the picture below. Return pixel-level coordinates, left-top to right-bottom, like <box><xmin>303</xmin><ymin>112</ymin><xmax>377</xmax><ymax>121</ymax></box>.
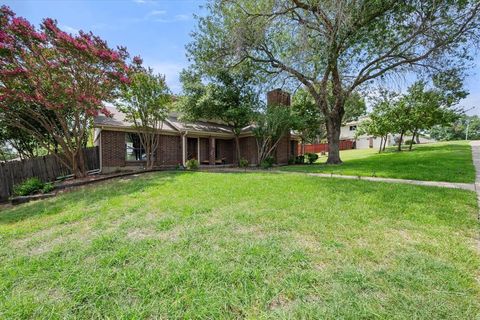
<box><xmin>94</xmin><ymin>106</ymin><xmax>300</xmax><ymax>139</ymax></box>
<box><xmin>94</xmin><ymin>107</ymin><xmax>244</xmax><ymax>136</ymax></box>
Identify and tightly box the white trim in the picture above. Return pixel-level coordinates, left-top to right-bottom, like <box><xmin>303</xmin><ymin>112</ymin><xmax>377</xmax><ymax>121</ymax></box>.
<box><xmin>182</xmin><ymin>132</ymin><xmax>187</xmax><ymax>166</ymax></box>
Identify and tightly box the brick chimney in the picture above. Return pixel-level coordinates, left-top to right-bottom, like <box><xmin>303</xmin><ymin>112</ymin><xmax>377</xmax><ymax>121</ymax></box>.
<box><xmin>267</xmin><ymin>89</ymin><xmax>291</xmax><ymax>107</ymax></box>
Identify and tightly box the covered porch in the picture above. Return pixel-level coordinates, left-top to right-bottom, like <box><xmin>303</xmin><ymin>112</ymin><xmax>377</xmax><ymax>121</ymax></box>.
<box><xmin>182</xmin><ymin>135</ymin><xmax>236</xmax><ymax>167</ymax></box>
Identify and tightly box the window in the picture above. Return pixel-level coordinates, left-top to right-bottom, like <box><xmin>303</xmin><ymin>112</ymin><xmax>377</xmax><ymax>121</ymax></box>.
<box><xmin>349</xmin><ymin>125</ymin><xmax>357</xmax><ymax>131</ymax></box>
<box><xmin>126</xmin><ymin>133</ymin><xmax>146</xmax><ymax>161</ymax></box>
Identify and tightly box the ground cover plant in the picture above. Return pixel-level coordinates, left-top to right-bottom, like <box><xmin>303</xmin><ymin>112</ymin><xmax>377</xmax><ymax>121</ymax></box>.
<box><xmin>282</xmin><ymin>141</ymin><xmax>475</xmax><ymax>183</ymax></box>
<box><xmin>0</xmin><ymin>171</ymin><xmax>478</xmax><ymax>318</ymax></box>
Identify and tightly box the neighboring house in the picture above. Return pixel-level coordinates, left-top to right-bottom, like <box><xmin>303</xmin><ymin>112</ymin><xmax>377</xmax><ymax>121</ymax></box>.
<box><xmin>341</xmin><ymin>117</ymin><xmax>435</xmax><ymax>149</ymax></box>
<box><xmin>93</xmin><ymin>89</ymin><xmax>300</xmax><ymax>173</ymax></box>
<box><xmin>340</xmin><ymin>117</ymin><xmax>393</xmax><ymax>150</ymax></box>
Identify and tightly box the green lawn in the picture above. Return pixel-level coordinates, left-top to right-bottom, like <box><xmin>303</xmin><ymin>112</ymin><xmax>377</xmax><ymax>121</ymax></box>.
<box><xmin>0</xmin><ymin>172</ymin><xmax>479</xmax><ymax>319</ymax></box>
<box><xmin>282</xmin><ymin>141</ymin><xmax>475</xmax><ymax>183</ymax></box>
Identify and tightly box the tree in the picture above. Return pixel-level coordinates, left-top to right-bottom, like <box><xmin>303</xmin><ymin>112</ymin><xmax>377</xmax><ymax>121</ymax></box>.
<box><xmin>117</xmin><ymin>65</ymin><xmax>171</xmax><ymax>170</ymax></box>
<box><xmin>357</xmin><ymin>100</ymin><xmax>393</xmax><ymax>153</ymax></box>
<box><xmin>292</xmin><ymin>87</ymin><xmax>366</xmax><ymax>152</ymax></box>
<box><xmin>0</xmin><ymin>6</ymin><xmax>130</xmax><ymax>177</ymax></box>
<box><xmin>179</xmin><ymin>69</ymin><xmax>259</xmax><ymax>164</ymax></box>
<box><xmin>253</xmin><ymin>105</ymin><xmax>294</xmax><ymax>164</ymax></box>
<box><xmin>291</xmin><ymin>88</ymin><xmax>324</xmax><ymax>152</ymax></box>
<box><xmin>187</xmin><ymin>0</ymin><xmax>480</xmax><ymax>164</ymax></box>
<box><xmin>430</xmin><ymin>115</ymin><xmax>480</xmax><ymax>141</ymax></box>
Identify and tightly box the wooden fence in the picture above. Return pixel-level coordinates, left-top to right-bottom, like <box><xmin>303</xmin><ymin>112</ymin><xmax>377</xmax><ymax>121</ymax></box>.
<box><xmin>0</xmin><ymin>146</ymin><xmax>99</xmax><ymax>201</ymax></box>
<box><xmin>299</xmin><ymin>140</ymin><xmax>355</xmax><ymax>154</ymax></box>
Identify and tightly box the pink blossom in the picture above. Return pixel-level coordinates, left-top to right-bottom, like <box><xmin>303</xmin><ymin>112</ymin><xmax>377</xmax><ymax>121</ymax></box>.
<box><xmin>101</xmin><ymin>107</ymin><xmax>112</xmax><ymax>117</ymax></box>
<box><xmin>86</xmin><ymin>109</ymin><xmax>99</xmax><ymax>117</ymax></box>
<box><xmin>119</xmin><ymin>75</ymin><xmax>130</xmax><ymax>84</ymax></box>
<box><xmin>133</xmin><ymin>56</ymin><xmax>143</xmax><ymax>65</ymax></box>
<box><xmin>0</xmin><ymin>67</ymin><xmax>27</xmax><ymax>76</ymax></box>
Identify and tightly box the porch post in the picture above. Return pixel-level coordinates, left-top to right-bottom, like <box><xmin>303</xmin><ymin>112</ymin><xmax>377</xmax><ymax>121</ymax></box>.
<box><xmin>182</xmin><ymin>133</ymin><xmax>186</xmax><ymax>166</ymax></box>
<box><xmin>209</xmin><ymin>137</ymin><xmax>215</xmax><ymax>165</ymax></box>
<box><xmin>197</xmin><ymin>137</ymin><xmax>200</xmax><ymax>162</ymax></box>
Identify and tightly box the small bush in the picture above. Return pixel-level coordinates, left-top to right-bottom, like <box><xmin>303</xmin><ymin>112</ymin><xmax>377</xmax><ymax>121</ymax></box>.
<box><xmin>305</xmin><ymin>153</ymin><xmax>319</xmax><ymax>164</ymax></box>
<box><xmin>260</xmin><ymin>156</ymin><xmax>275</xmax><ymax>169</ymax></box>
<box><xmin>239</xmin><ymin>158</ymin><xmax>249</xmax><ymax>168</ymax></box>
<box><xmin>295</xmin><ymin>155</ymin><xmax>305</xmax><ymax>164</ymax></box>
<box><xmin>42</xmin><ymin>182</ymin><xmax>54</xmax><ymax>193</ymax></box>
<box><xmin>13</xmin><ymin>177</ymin><xmax>51</xmax><ymax>196</ymax></box>
<box><xmin>186</xmin><ymin>159</ymin><xmax>199</xmax><ymax>170</ymax></box>
<box><xmin>405</xmin><ymin>140</ymin><xmax>416</xmax><ymax>145</ymax></box>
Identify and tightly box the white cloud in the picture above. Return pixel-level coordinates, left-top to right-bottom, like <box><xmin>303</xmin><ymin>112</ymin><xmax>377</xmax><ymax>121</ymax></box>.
<box><xmin>61</xmin><ymin>24</ymin><xmax>79</xmax><ymax>34</ymax></box>
<box><xmin>133</xmin><ymin>0</ymin><xmax>157</xmax><ymax>4</ymax></box>
<box><xmin>154</xmin><ymin>14</ymin><xmax>192</xmax><ymax>23</ymax></box>
<box><xmin>148</xmin><ymin>10</ymin><xmax>167</xmax><ymax>16</ymax></box>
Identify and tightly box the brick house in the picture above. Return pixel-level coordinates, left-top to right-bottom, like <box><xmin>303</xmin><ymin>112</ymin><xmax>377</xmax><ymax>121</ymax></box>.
<box><xmin>93</xmin><ymin>89</ymin><xmax>300</xmax><ymax>173</ymax></box>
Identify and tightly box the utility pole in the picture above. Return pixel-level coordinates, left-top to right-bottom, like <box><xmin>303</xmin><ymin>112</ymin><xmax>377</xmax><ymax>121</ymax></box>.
<box><xmin>466</xmin><ymin>119</ymin><xmax>470</xmax><ymax>141</ymax></box>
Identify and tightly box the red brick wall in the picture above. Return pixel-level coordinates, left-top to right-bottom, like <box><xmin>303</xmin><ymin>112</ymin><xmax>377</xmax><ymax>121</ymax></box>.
<box><xmin>216</xmin><ymin>138</ymin><xmax>235</xmax><ymax>164</ymax></box>
<box><xmin>101</xmin><ymin>130</ymin><xmax>126</xmax><ymax>168</ymax></box>
<box><xmin>199</xmin><ymin>138</ymin><xmax>209</xmax><ymax>163</ymax></box>
<box><xmin>275</xmin><ymin>134</ymin><xmax>290</xmax><ymax>164</ymax></box>
<box><xmin>267</xmin><ymin>89</ymin><xmax>291</xmax><ymax>106</ymax></box>
<box><xmin>101</xmin><ymin>130</ymin><xmax>182</xmax><ymax>169</ymax></box>
<box><xmin>239</xmin><ymin>136</ymin><xmax>258</xmax><ymax>165</ymax></box>
<box><xmin>156</xmin><ymin>135</ymin><xmax>182</xmax><ymax>166</ymax></box>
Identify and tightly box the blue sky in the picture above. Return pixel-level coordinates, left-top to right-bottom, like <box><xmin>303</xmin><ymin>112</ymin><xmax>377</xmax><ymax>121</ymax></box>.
<box><xmin>3</xmin><ymin>0</ymin><xmax>480</xmax><ymax>114</ymax></box>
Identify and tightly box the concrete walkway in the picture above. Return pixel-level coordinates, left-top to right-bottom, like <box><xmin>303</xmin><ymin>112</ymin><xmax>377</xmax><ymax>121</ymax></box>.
<box><xmin>303</xmin><ymin>172</ymin><xmax>476</xmax><ymax>191</ymax></box>
<box><xmin>470</xmin><ymin>141</ymin><xmax>480</xmax><ymax>217</ymax></box>
<box><xmin>211</xmin><ymin>167</ymin><xmax>476</xmax><ymax>191</ymax></box>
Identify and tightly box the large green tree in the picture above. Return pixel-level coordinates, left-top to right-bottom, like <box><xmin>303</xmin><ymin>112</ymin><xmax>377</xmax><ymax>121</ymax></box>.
<box><xmin>179</xmin><ymin>69</ymin><xmax>259</xmax><ymax>164</ymax></box>
<box><xmin>187</xmin><ymin>0</ymin><xmax>480</xmax><ymax>164</ymax></box>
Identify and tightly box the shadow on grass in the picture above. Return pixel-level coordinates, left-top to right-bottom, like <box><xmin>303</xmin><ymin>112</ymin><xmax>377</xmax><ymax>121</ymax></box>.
<box><xmin>0</xmin><ymin>171</ymin><xmax>191</xmax><ymax>225</ymax></box>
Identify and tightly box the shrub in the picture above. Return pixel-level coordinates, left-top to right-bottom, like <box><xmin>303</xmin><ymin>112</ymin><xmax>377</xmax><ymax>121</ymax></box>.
<box><xmin>305</xmin><ymin>153</ymin><xmax>319</xmax><ymax>164</ymax></box>
<box><xmin>405</xmin><ymin>140</ymin><xmax>416</xmax><ymax>145</ymax></box>
<box><xmin>239</xmin><ymin>158</ymin><xmax>249</xmax><ymax>168</ymax></box>
<box><xmin>186</xmin><ymin>159</ymin><xmax>199</xmax><ymax>170</ymax></box>
<box><xmin>295</xmin><ymin>155</ymin><xmax>305</xmax><ymax>164</ymax></box>
<box><xmin>13</xmin><ymin>177</ymin><xmax>53</xmax><ymax>196</ymax></box>
<box><xmin>42</xmin><ymin>182</ymin><xmax>54</xmax><ymax>193</ymax></box>
<box><xmin>288</xmin><ymin>157</ymin><xmax>295</xmax><ymax>165</ymax></box>
<box><xmin>260</xmin><ymin>156</ymin><xmax>275</xmax><ymax>169</ymax></box>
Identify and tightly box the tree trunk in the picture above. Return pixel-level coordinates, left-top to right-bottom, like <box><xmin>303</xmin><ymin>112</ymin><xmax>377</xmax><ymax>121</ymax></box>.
<box><xmin>234</xmin><ymin>134</ymin><xmax>241</xmax><ymax>165</ymax></box>
<box><xmin>77</xmin><ymin>148</ymin><xmax>86</xmax><ymax>177</ymax></box>
<box><xmin>326</xmin><ymin>116</ymin><xmax>342</xmax><ymax>164</ymax></box>
<box><xmin>379</xmin><ymin>136</ymin><xmax>384</xmax><ymax>153</ymax></box>
<box><xmin>397</xmin><ymin>131</ymin><xmax>404</xmax><ymax>151</ymax></box>
<box><xmin>383</xmin><ymin>135</ymin><xmax>388</xmax><ymax>151</ymax></box>
<box><xmin>409</xmin><ymin>130</ymin><xmax>416</xmax><ymax>151</ymax></box>
<box><xmin>415</xmin><ymin>134</ymin><xmax>420</xmax><ymax>144</ymax></box>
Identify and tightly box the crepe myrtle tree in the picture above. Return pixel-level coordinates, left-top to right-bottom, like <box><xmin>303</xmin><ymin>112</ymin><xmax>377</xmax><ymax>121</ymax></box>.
<box><xmin>187</xmin><ymin>0</ymin><xmax>480</xmax><ymax>164</ymax></box>
<box><xmin>0</xmin><ymin>6</ymin><xmax>131</xmax><ymax>177</ymax></box>
<box><xmin>117</xmin><ymin>60</ymin><xmax>172</xmax><ymax>170</ymax></box>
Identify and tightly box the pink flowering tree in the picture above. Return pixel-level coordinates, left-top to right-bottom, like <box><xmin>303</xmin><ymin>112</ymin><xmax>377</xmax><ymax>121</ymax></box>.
<box><xmin>0</xmin><ymin>6</ymin><xmax>131</xmax><ymax>177</ymax></box>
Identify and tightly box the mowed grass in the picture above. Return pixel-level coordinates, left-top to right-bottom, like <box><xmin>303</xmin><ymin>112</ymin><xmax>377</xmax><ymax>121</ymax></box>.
<box><xmin>282</xmin><ymin>141</ymin><xmax>475</xmax><ymax>183</ymax></box>
<box><xmin>0</xmin><ymin>172</ymin><xmax>479</xmax><ymax>319</ymax></box>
